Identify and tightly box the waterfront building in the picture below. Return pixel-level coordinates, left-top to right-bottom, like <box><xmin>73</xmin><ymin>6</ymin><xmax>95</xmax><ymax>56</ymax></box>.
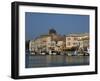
<box><xmin>66</xmin><ymin>34</ymin><xmax>80</xmax><ymax>50</ymax></box>
<box><xmin>29</xmin><ymin>28</ymin><xmax>89</xmax><ymax>55</ymax></box>
<box><xmin>78</xmin><ymin>34</ymin><xmax>89</xmax><ymax>51</ymax></box>
<box><xmin>29</xmin><ymin>35</ymin><xmax>51</xmax><ymax>53</ymax></box>
<box><xmin>66</xmin><ymin>33</ymin><xmax>89</xmax><ymax>51</ymax></box>
<box><xmin>29</xmin><ymin>29</ymin><xmax>66</xmax><ymax>54</ymax></box>
<box><xmin>29</xmin><ymin>40</ymin><xmax>35</xmax><ymax>52</ymax></box>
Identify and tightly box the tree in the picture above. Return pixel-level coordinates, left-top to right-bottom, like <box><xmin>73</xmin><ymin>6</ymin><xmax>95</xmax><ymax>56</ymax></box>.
<box><xmin>25</xmin><ymin>40</ymin><xmax>30</xmax><ymax>50</ymax></box>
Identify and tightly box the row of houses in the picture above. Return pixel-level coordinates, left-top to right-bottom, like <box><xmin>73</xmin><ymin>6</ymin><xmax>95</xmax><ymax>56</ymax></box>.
<box><xmin>29</xmin><ymin>29</ymin><xmax>89</xmax><ymax>55</ymax></box>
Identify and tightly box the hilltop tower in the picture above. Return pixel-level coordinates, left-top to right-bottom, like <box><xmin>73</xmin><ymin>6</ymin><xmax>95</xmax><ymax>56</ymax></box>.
<box><xmin>49</xmin><ymin>28</ymin><xmax>57</xmax><ymax>35</ymax></box>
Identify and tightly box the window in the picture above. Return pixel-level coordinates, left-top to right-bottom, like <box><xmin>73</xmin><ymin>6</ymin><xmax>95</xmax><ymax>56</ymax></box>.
<box><xmin>67</xmin><ymin>42</ymin><xmax>70</xmax><ymax>46</ymax></box>
<box><xmin>67</xmin><ymin>37</ymin><xmax>71</xmax><ymax>40</ymax></box>
<box><xmin>74</xmin><ymin>37</ymin><xmax>78</xmax><ymax>40</ymax></box>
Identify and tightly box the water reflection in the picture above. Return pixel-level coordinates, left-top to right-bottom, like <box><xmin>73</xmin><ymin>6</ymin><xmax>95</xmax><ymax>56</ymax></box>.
<box><xmin>25</xmin><ymin>54</ymin><xmax>89</xmax><ymax>68</ymax></box>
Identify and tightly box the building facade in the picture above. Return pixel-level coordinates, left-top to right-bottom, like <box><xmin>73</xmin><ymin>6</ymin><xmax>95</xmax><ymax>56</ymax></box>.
<box><xmin>29</xmin><ymin>29</ymin><xmax>66</xmax><ymax>54</ymax></box>
<box><xmin>66</xmin><ymin>33</ymin><xmax>89</xmax><ymax>51</ymax></box>
<box><xmin>29</xmin><ymin>28</ymin><xmax>89</xmax><ymax>54</ymax></box>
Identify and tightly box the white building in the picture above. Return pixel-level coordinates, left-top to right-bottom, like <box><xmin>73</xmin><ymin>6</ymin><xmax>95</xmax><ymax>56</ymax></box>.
<box><xmin>66</xmin><ymin>33</ymin><xmax>89</xmax><ymax>50</ymax></box>
<box><xmin>29</xmin><ymin>29</ymin><xmax>66</xmax><ymax>54</ymax></box>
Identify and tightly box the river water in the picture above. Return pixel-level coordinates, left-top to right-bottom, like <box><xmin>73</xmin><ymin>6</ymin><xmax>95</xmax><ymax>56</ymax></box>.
<box><xmin>25</xmin><ymin>54</ymin><xmax>89</xmax><ymax>68</ymax></box>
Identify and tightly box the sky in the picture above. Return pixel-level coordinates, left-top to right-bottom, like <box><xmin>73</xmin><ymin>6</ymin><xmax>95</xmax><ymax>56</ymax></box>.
<box><xmin>25</xmin><ymin>12</ymin><xmax>89</xmax><ymax>41</ymax></box>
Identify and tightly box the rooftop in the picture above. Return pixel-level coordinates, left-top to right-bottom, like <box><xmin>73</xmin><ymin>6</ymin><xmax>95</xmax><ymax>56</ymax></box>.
<box><xmin>66</xmin><ymin>33</ymin><xmax>89</xmax><ymax>37</ymax></box>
